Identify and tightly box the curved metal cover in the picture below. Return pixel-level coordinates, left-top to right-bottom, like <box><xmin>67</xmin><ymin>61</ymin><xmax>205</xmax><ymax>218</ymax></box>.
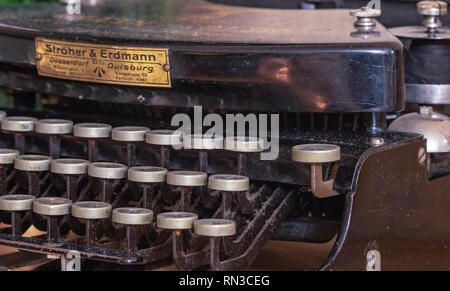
<box><xmin>0</xmin><ymin>0</ymin><xmax>404</xmax><ymax>112</ymax></box>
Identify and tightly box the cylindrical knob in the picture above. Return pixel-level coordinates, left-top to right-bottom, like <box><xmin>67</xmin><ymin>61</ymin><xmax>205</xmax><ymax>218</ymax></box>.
<box><xmin>183</xmin><ymin>134</ymin><xmax>224</xmax><ymax>150</ymax></box>
<box><xmin>1</xmin><ymin>116</ymin><xmax>37</xmax><ymax>132</ymax></box>
<box><xmin>291</xmin><ymin>144</ymin><xmax>341</xmax><ymax>163</ymax></box>
<box><xmin>157</xmin><ymin>212</ymin><xmax>198</xmax><ymax>230</ymax></box>
<box><xmin>88</xmin><ymin>162</ymin><xmax>127</xmax><ymax>179</ymax></box>
<box><xmin>0</xmin><ymin>194</ymin><xmax>35</xmax><ymax>211</ymax></box>
<box><xmin>194</xmin><ymin>219</ymin><xmax>236</xmax><ymax>237</ymax></box>
<box><xmin>112</xmin><ymin>126</ymin><xmax>150</xmax><ymax>142</ymax></box>
<box><xmin>33</xmin><ymin>197</ymin><xmax>72</xmax><ymax>216</ymax></box>
<box><xmin>166</xmin><ymin>171</ymin><xmax>207</xmax><ymax>187</ymax></box>
<box><xmin>73</xmin><ymin>123</ymin><xmax>111</xmax><ymax>138</ymax></box>
<box><xmin>14</xmin><ymin>155</ymin><xmax>52</xmax><ymax>171</ymax></box>
<box><xmin>51</xmin><ymin>158</ymin><xmax>89</xmax><ymax>175</ymax></box>
<box><xmin>208</xmin><ymin>174</ymin><xmax>249</xmax><ymax>192</ymax></box>
<box><xmin>145</xmin><ymin>130</ymin><xmax>183</xmax><ymax>146</ymax></box>
<box><xmin>128</xmin><ymin>166</ymin><xmax>167</xmax><ymax>183</ymax></box>
<box><xmin>224</xmin><ymin>136</ymin><xmax>265</xmax><ymax>152</ymax></box>
<box><xmin>417</xmin><ymin>1</ymin><xmax>447</xmax><ymax>30</ymax></box>
<box><xmin>349</xmin><ymin>7</ymin><xmax>381</xmax><ymax>31</ymax></box>
<box><xmin>0</xmin><ymin>149</ymin><xmax>19</xmax><ymax>164</ymax></box>
<box><xmin>71</xmin><ymin>201</ymin><xmax>112</xmax><ymax>220</ymax></box>
<box><xmin>35</xmin><ymin>119</ymin><xmax>73</xmax><ymax>135</ymax></box>
<box><xmin>112</xmin><ymin>207</ymin><xmax>153</xmax><ymax>225</ymax></box>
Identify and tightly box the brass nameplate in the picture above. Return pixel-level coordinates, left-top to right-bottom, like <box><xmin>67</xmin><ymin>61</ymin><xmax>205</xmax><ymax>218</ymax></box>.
<box><xmin>35</xmin><ymin>38</ymin><xmax>171</xmax><ymax>88</ymax></box>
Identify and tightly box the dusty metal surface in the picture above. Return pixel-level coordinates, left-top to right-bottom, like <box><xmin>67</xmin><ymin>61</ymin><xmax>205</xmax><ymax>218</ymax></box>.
<box><xmin>0</xmin><ymin>0</ymin><xmax>399</xmax><ymax>44</ymax></box>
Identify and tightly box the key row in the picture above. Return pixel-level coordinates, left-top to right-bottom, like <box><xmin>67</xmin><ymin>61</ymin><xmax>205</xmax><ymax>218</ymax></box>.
<box><xmin>0</xmin><ymin>115</ymin><xmax>265</xmax><ymax>151</ymax></box>
<box><xmin>0</xmin><ymin>152</ymin><xmax>250</xmax><ymax>189</ymax></box>
<box><xmin>0</xmin><ymin>195</ymin><xmax>235</xmax><ymax>238</ymax></box>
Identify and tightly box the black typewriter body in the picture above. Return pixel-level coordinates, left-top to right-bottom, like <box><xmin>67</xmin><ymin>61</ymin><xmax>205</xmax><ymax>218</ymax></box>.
<box><xmin>0</xmin><ymin>0</ymin><xmax>447</xmax><ymax>271</ymax></box>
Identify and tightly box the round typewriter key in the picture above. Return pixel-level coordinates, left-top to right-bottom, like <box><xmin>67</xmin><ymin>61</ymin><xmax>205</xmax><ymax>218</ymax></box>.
<box><xmin>88</xmin><ymin>162</ymin><xmax>127</xmax><ymax>179</ymax></box>
<box><xmin>224</xmin><ymin>136</ymin><xmax>265</xmax><ymax>153</ymax></box>
<box><xmin>291</xmin><ymin>144</ymin><xmax>341</xmax><ymax>163</ymax></box>
<box><xmin>183</xmin><ymin>134</ymin><xmax>224</xmax><ymax>150</ymax></box>
<box><xmin>1</xmin><ymin>116</ymin><xmax>37</xmax><ymax>132</ymax></box>
<box><xmin>71</xmin><ymin>201</ymin><xmax>112</xmax><ymax>220</ymax></box>
<box><xmin>14</xmin><ymin>155</ymin><xmax>52</xmax><ymax>172</ymax></box>
<box><xmin>157</xmin><ymin>212</ymin><xmax>198</xmax><ymax>230</ymax></box>
<box><xmin>128</xmin><ymin>166</ymin><xmax>167</xmax><ymax>183</ymax></box>
<box><xmin>51</xmin><ymin>158</ymin><xmax>89</xmax><ymax>175</ymax></box>
<box><xmin>73</xmin><ymin>123</ymin><xmax>112</xmax><ymax>138</ymax></box>
<box><xmin>194</xmin><ymin>219</ymin><xmax>236</xmax><ymax>237</ymax></box>
<box><xmin>167</xmin><ymin>171</ymin><xmax>207</xmax><ymax>187</ymax></box>
<box><xmin>112</xmin><ymin>207</ymin><xmax>153</xmax><ymax>225</ymax></box>
<box><xmin>33</xmin><ymin>197</ymin><xmax>72</xmax><ymax>216</ymax></box>
<box><xmin>208</xmin><ymin>174</ymin><xmax>249</xmax><ymax>192</ymax></box>
<box><xmin>0</xmin><ymin>111</ymin><xmax>6</xmax><ymax>120</ymax></box>
<box><xmin>112</xmin><ymin>126</ymin><xmax>150</xmax><ymax>142</ymax></box>
<box><xmin>35</xmin><ymin>119</ymin><xmax>73</xmax><ymax>135</ymax></box>
<box><xmin>0</xmin><ymin>194</ymin><xmax>35</xmax><ymax>211</ymax></box>
<box><xmin>145</xmin><ymin>130</ymin><xmax>183</xmax><ymax>146</ymax></box>
<box><xmin>0</xmin><ymin>149</ymin><xmax>19</xmax><ymax>164</ymax></box>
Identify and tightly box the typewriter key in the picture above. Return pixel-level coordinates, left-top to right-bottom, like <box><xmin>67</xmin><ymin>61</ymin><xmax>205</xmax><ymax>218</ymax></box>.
<box><xmin>225</xmin><ymin>136</ymin><xmax>265</xmax><ymax>175</ymax></box>
<box><xmin>51</xmin><ymin>158</ymin><xmax>89</xmax><ymax>175</ymax></box>
<box><xmin>157</xmin><ymin>212</ymin><xmax>198</xmax><ymax>230</ymax></box>
<box><xmin>0</xmin><ymin>194</ymin><xmax>35</xmax><ymax>236</ymax></box>
<box><xmin>36</xmin><ymin>119</ymin><xmax>73</xmax><ymax>135</ymax></box>
<box><xmin>88</xmin><ymin>162</ymin><xmax>127</xmax><ymax>180</ymax></box>
<box><xmin>194</xmin><ymin>219</ymin><xmax>236</xmax><ymax>237</ymax></box>
<box><xmin>167</xmin><ymin>171</ymin><xmax>207</xmax><ymax>187</ymax></box>
<box><xmin>112</xmin><ymin>126</ymin><xmax>150</xmax><ymax>166</ymax></box>
<box><xmin>128</xmin><ymin>166</ymin><xmax>167</xmax><ymax>183</ymax></box>
<box><xmin>1</xmin><ymin>116</ymin><xmax>37</xmax><ymax>132</ymax></box>
<box><xmin>14</xmin><ymin>155</ymin><xmax>51</xmax><ymax>172</ymax></box>
<box><xmin>208</xmin><ymin>174</ymin><xmax>249</xmax><ymax>192</ymax></box>
<box><xmin>73</xmin><ymin>123</ymin><xmax>111</xmax><ymax>138</ymax></box>
<box><xmin>0</xmin><ymin>149</ymin><xmax>19</xmax><ymax>165</ymax></box>
<box><xmin>112</xmin><ymin>207</ymin><xmax>153</xmax><ymax>225</ymax></box>
<box><xmin>33</xmin><ymin>197</ymin><xmax>72</xmax><ymax>243</ymax></box>
<box><xmin>112</xmin><ymin>126</ymin><xmax>149</xmax><ymax>142</ymax></box>
<box><xmin>0</xmin><ymin>111</ymin><xmax>6</xmax><ymax>120</ymax></box>
<box><xmin>72</xmin><ymin>201</ymin><xmax>112</xmax><ymax>220</ymax></box>
<box><xmin>292</xmin><ymin>144</ymin><xmax>341</xmax><ymax>198</ymax></box>
<box><xmin>183</xmin><ymin>134</ymin><xmax>223</xmax><ymax>172</ymax></box>
<box><xmin>146</xmin><ymin>130</ymin><xmax>183</xmax><ymax>168</ymax></box>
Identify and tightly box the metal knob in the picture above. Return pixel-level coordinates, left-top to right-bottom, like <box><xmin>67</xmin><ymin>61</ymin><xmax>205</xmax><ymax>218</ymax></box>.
<box><xmin>51</xmin><ymin>158</ymin><xmax>89</xmax><ymax>175</ymax></box>
<box><xmin>14</xmin><ymin>155</ymin><xmax>52</xmax><ymax>172</ymax></box>
<box><xmin>33</xmin><ymin>197</ymin><xmax>72</xmax><ymax>216</ymax></box>
<box><xmin>183</xmin><ymin>134</ymin><xmax>224</xmax><ymax>150</ymax></box>
<box><xmin>417</xmin><ymin>1</ymin><xmax>448</xmax><ymax>31</ymax></box>
<box><xmin>0</xmin><ymin>149</ymin><xmax>19</xmax><ymax>165</ymax></box>
<box><xmin>112</xmin><ymin>207</ymin><xmax>153</xmax><ymax>225</ymax></box>
<box><xmin>35</xmin><ymin>119</ymin><xmax>73</xmax><ymax>135</ymax></box>
<box><xmin>194</xmin><ymin>219</ymin><xmax>236</xmax><ymax>237</ymax></box>
<box><xmin>1</xmin><ymin>116</ymin><xmax>37</xmax><ymax>132</ymax></box>
<box><xmin>349</xmin><ymin>7</ymin><xmax>381</xmax><ymax>32</ymax></box>
<box><xmin>0</xmin><ymin>194</ymin><xmax>35</xmax><ymax>211</ymax></box>
<box><xmin>157</xmin><ymin>212</ymin><xmax>198</xmax><ymax>230</ymax></box>
<box><xmin>208</xmin><ymin>174</ymin><xmax>249</xmax><ymax>192</ymax></box>
<box><xmin>146</xmin><ymin>130</ymin><xmax>183</xmax><ymax>146</ymax></box>
<box><xmin>73</xmin><ymin>123</ymin><xmax>111</xmax><ymax>138</ymax></box>
<box><xmin>88</xmin><ymin>162</ymin><xmax>127</xmax><ymax>179</ymax></box>
<box><xmin>71</xmin><ymin>201</ymin><xmax>112</xmax><ymax>220</ymax></box>
<box><xmin>128</xmin><ymin>166</ymin><xmax>167</xmax><ymax>183</ymax></box>
<box><xmin>166</xmin><ymin>171</ymin><xmax>207</xmax><ymax>187</ymax></box>
<box><xmin>224</xmin><ymin>136</ymin><xmax>265</xmax><ymax>152</ymax></box>
<box><xmin>111</xmin><ymin>126</ymin><xmax>150</xmax><ymax>142</ymax></box>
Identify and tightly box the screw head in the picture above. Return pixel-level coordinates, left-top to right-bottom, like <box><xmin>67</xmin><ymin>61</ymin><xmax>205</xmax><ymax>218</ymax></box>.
<box><xmin>163</xmin><ymin>64</ymin><xmax>171</xmax><ymax>72</ymax></box>
<box><xmin>370</xmin><ymin>137</ymin><xmax>385</xmax><ymax>146</ymax></box>
<box><xmin>35</xmin><ymin>53</ymin><xmax>43</xmax><ymax>61</ymax></box>
<box><xmin>137</xmin><ymin>95</ymin><xmax>146</xmax><ymax>103</ymax></box>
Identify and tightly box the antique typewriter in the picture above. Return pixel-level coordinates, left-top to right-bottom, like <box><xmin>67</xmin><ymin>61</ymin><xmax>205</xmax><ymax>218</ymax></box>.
<box><xmin>0</xmin><ymin>0</ymin><xmax>448</xmax><ymax>271</ymax></box>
